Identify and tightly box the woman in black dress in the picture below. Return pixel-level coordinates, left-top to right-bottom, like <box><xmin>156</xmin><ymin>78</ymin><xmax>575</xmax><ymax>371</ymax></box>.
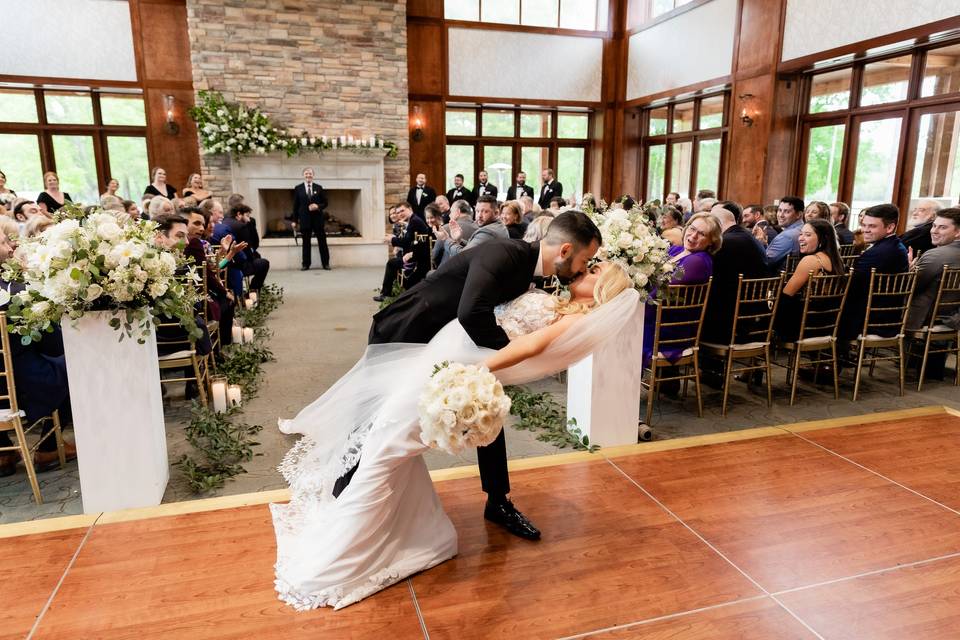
<box><xmin>499</xmin><ymin>200</ymin><xmax>525</xmax><ymax>239</ymax></box>
<box><xmin>37</xmin><ymin>171</ymin><xmax>72</xmax><ymax>214</ymax></box>
<box><xmin>144</xmin><ymin>167</ymin><xmax>177</xmax><ymax>199</ymax></box>
<box><xmin>182</xmin><ymin>173</ymin><xmax>212</xmax><ymax>203</ymax></box>
<box><xmin>773</xmin><ymin>218</ymin><xmax>842</xmax><ymax>341</ymax></box>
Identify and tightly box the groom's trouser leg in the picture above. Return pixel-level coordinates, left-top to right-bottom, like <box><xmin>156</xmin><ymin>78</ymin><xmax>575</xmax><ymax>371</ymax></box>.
<box><xmin>477</xmin><ymin>428</ymin><xmax>510</xmax><ymax>497</ymax></box>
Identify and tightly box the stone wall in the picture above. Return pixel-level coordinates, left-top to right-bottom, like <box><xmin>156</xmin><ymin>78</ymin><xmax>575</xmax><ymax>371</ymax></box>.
<box><xmin>184</xmin><ymin>0</ymin><xmax>409</xmax><ymax>211</ymax></box>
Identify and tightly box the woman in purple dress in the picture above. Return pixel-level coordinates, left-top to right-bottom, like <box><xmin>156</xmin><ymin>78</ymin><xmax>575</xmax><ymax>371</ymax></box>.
<box><xmin>643</xmin><ymin>212</ymin><xmax>722</xmax><ymax>364</ymax></box>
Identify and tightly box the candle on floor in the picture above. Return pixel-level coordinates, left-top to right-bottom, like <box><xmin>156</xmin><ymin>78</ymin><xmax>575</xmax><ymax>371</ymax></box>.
<box><xmin>369</xmin><ymin>135</ymin><xmax>376</xmax><ymax>147</ymax></box>
<box><xmin>227</xmin><ymin>385</ymin><xmax>242</xmax><ymax>408</ymax></box>
<box><xmin>377</xmin><ymin>138</ymin><xmax>384</xmax><ymax>148</ymax></box>
<box><xmin>231</xmin><ymin>326</ymin><xmax>242</xmax><ymax>343</ymax></box>
<box><xmin>332</xmin><ymin>137</ymin><xmax>338</xmax><ymax>149</ymax></box>
<box><xmin>211</xmin><ymin>377</ymin><xmax>228</xmax><ymax>413</ymax></box>
<box><xmin>249</xmin><ymin>291</ymin><xmax>258</xmax><ymax>303</ymax></box>
<box><xmin>242</xmin><ymin>327</ymin><xmax>254</xmax><ymax>343</ymax></box>
<box><xmin>245</xmin><ymin>298</ymin><xmax>254</xmax><ymax>310</ymax></box>
<box><xmin>339</xmin><ymin>135</ymin><xmax>346</xmax><ymax>146</ymax></box>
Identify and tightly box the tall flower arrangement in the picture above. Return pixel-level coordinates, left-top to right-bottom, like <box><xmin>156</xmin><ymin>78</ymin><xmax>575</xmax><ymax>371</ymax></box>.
<box><xmin>581</xmin><ymin>195</ymin><xmax>675</xmax><ymax>302</ymax></box>
<box><xmin>1</xmin><ymin>204</ymin><xmax>201</xmax><ymax>344</ymax></box>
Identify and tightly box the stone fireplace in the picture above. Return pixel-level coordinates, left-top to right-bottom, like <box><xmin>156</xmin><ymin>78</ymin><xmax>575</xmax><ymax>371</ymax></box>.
<box><xmin>229</xmin><ymin>151</ymin><xmax>388</xmax><ymax>268</ymax></box>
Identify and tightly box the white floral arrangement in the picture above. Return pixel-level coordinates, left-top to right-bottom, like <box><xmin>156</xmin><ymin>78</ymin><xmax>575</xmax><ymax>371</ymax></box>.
<box><xmin>582</xmin><ymin>194</ymin><xmax>675</xmax><ymax>301</ymax></box>
<box><xmin>417</xmin><ymin>361</ymin><xmax>512</xmax><ymax>455</ymax></box>
<box><xmin>1</xmin><ymin>204</ymin><xmax>201</xmax><ymax>344</ymax></box>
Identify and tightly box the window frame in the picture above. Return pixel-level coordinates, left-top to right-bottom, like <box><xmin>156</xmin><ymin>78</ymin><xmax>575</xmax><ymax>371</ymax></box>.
<box><xmin>444</xmin><ymin>0</ymin><xmax>605</xmax><ymax>32</ymax></box>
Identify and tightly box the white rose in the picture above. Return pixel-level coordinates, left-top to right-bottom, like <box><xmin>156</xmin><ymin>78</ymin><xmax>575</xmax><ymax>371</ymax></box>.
<box><xmin>84</xmin><ymin>284</ymin><xmax>103</xmax><ymax>302</ymax></box>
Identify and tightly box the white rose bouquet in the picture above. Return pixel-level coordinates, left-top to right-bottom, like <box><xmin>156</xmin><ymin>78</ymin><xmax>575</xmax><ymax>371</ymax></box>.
<box><xmin>190</xmin><ymin>90</ymin><xmax>294</xmax><ymax>158</ymax></box>
<box><xmin>417</xmin><ymin>361</ymin><xmax>512</xmax><ymax>455</ymax></box>
<box><xmin>1</xmin><ymin>204</ymin><xmax>201</xmax><ymax>344</ymax></box>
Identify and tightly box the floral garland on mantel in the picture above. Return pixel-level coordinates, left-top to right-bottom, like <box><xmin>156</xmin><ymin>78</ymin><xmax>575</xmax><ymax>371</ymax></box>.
<box><xmin>189</xmin><ymin>90</ymin><xmax>399</xmax><ymax>160</ymax></box>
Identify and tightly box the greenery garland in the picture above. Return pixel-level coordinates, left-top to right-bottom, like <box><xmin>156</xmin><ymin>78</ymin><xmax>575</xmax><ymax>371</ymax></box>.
<box><xmin>505</xmin><ymin>385</ymin><xmax>598</xmax><ymax>452</ymax></box>
<box><xmin>189</xmin><ymin>90</ymin><xmax>399</xmax><ymax>160</ymax></box>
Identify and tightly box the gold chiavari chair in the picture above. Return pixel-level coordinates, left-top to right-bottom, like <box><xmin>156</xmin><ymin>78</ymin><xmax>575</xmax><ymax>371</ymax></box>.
<box><xmin>157</xmin><ymin>271</ymin><xmax>211</xmax><ymax>405</ymax></box>
<box><xmin>701</xmin><ymin>274</ymin><xmax>784</xmax><ymax>416</ymax></box>
<box><xmin>783</xmin><ymin>253</ymin><xmax>801</xmax><ymax>275</ymax></box>
<box><xmin>0</xmin><ymin>312</ymin><xmax>66</xmax><ymax>504</ymax></box>
<box><xmin>641</xmin><ymin>279</ymin><xmax>711</xmax><ymax>425</ymax></box>
<box><xmin>839</xmin><ymin>243</ymin><xmax>861</xmax><ymax>257</ymax></box>
<box><xmin>907</xmin><ymin>266</ymin><xmax>960</xmax><ymax>391</ymax></box>
<box><xmin>197</xmin><ymin>262</ymin><xmax>220</xmax><ymax>365</ymax></box>
<box><xmin>848</xmin><ymin>269</ymin><xmax>917</xmax><ymax>401</ymax></box>
<box><xmin>779</xmin><ymin>272</ymin><xmax>851</xmax><ymax>405</ymax></box>
<box><xmin>841</xmin><ymin>254</ymin><xmax>859</xmax><ymax>270</ymax></box>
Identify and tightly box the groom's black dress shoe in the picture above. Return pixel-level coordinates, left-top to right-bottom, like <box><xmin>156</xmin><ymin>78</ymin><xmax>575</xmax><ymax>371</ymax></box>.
<box><xmin>484</xmin><ymin>499</ymin><xmax>541</xmax><ymax>540</ymax></box>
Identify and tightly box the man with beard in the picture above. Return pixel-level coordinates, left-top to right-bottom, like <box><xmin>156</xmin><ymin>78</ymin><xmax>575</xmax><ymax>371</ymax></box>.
<box><xmin>507</xmin><ymin>171</ymin><xmax>534</xmax><ymax>201</ymax></box>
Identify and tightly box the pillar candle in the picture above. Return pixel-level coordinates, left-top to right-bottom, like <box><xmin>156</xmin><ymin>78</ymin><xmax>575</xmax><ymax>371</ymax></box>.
<box><xmin>211</xmin><ymin>381</ymin><xmax>227</xmax><ymax>413</ymax></box>
<box><xmin>242</xmin><ymin>327</ymin><xmax>254</xmax><ymax>343</ymax></box>
<box><xmin>369</xmin><ymin>135</ymin><xmax>376</xmax><ymax>147</ymax></box>
<box><xmin>231</xmin><ymin>326</ymin><xmax>242</xmax><ymax>343</ymax></box>
<box><xmin>249</xmin><ymin>291</ymin><xmax>258</xmax><ymax>303</ymax></box>
<box><xmin>245</xmin><ymin>298</ymin><xmax>254</xmax><ymax>310</ymax></box>
<box><xmin>227</xmin><ymin>385</ymin><xmax>242</xmax><ymax>408</ymax></box>
<box><xmin>339</xmin><ymin>135</ymin><xmax>346</xmax><ymax>146</ymax></box>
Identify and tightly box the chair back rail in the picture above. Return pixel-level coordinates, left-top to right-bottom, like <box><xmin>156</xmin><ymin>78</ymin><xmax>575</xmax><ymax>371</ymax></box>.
<box><xmin>929</xmin><ymin>266</ymin><xmax>960</xmax><ymax>328</ymax></box>
<box><xmin>728</xmin><ymin>274</ymin><xmax>785</xmax><ymax>347</ymax></box>
<box><xmin>860</xmin><ymin>269</ymin><xmax>917</xmax><ymax>339</ymax></box>
<box><xmin>652</xmin><ymin>279</ymin><xmax>712</xmax><ymax>358</ymax></box>
<box><xmin>796</xmin><ymin>272</ymin><xmax>851</xmax><ymax>343</ymax></box>
<box><xmin>839</xmin><ymin>244</ymin><xmax>860</xmax><ymax>257</ymax></box>
<box><xmin>0</xmin><ymin>312</ymin><xmax>21</xmax><ymax>418</ymax></box>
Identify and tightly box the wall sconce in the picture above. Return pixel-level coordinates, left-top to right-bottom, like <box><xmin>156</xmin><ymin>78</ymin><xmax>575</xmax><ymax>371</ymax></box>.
<box><xmin>738</xmin><ymin>93</ymin><xmax>755</xmax><ymax>127</ymax></box>
<box><xmin>412</xmin><ymin>105</ymin><xmax>424</xmax><ymax>142</ymax></box>
<box><xmin>163</xmin><ymin>95</ymin><xmax>180</xmax><ymax>135</ymax></box>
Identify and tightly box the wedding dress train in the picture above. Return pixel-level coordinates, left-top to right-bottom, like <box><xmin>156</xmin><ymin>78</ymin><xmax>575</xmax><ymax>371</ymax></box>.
<box><xmin>271</xmin><ymin>288</ymin><xmax>639</xmax><ymax>610</ymax></box>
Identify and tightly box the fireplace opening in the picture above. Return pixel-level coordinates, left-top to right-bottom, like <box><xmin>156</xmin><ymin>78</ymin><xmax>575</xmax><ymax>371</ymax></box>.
<box><xmin>258</xmin><ymin>188</ymin><xmax>363</xmax><ymax>238</ymax></box>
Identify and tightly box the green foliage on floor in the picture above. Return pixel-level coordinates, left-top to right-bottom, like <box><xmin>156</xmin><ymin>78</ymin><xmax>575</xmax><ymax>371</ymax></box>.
<box><xmin>175</xmin><ymin>403</ymin><xmax>263</xmax><ymax>494</ymax></box>
<box><xmin>377</xmin><ymin>279</ymin><xmax>404</xmax><ymax>310</ymax></box>
<box><xmin>505</xmin><ymin>385</ymin><xmax>598</xmax><ymax>453</ymax></box>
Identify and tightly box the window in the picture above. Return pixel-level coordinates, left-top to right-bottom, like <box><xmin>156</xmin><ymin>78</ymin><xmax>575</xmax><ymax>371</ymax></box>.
<box><xmin>803</xmin><ymin>124</ymin><xmax>846</xmax><ymax>203</ymax></box>
<box><xmin>640</xmin><ymin>92</ymin><xmax>729</xmax><ymax>202</ymax></box>
<box><xmin>557</xmin><ymin>113</ymin><xmax>589</xmax><ymax>139</ymax></box>
<box><xmin>482</xmin><ymin>145</ymin><xmax>513</xmax><ymax>189</ymax></box>
<box><xmin>520</xmin><ymin>111</ymin><xmax>551</xmax><ymax>138</ymax></box>
<box><xmin>809</xmin><ymin>68</ymin><xmax>852</xmax><ymax>113</ymax></box>
<box><xmin>446</xmin><ymin>108</ymin><xmax>477</xmax><ymax>136</ymax></box>
<box><xmin>443</xmin><ymin>0</ymin><xmax>604</xmax><ymax>30</ymax></box>
<box><xmin>0</xmin><ymin>134</ymin><xmax>44</xmax><ymax>200</ymax></box>
<box><xmin>558</xmin><ymin>147</ymin><xmax>585</xmax><ymax>202</ymax></box>
<box><xmin>445</xmin><ymin>144</ymin><xmax>475</xmax><ymax>191</ymax></box>
<box><xmin>649</xmin><ymin>0</ymin><xmax>696</xmax><ymax>20</ymax></box>
<box><xmin>52</xmin><ymin>135</ymin><xmax>99</xmax><ymax>204</ymax></box>
<box><xmin>45</xmin><ymin>91</ymin><xmax>94</xmax><ymax>125</ymax></box>
<box><xmin>851</xmin><ymin>117</ymin><xmax>902</xmax><ymax>212</ymax></box>
<box><xmin>101</xmin><ymin>94</ymin><xmax>147</xmax><ymax>126</ymax></box>
<box><xmin>107</xmin><ymin>137</ymin><xmax>150</xmax><ymax>203</ymax></box>
<box><xmin>922</xmin><ymin>42</ymin><xmax>960</xmax><ymax>97</ymax></box>
<box><xmin>482</xmin><ymin>109</ymin><xmax>515</xmax><ymax>137</ymax></box>
<box><xmin>481</xmin><ymin>0</ymin><xmax>519</xmax><ymax>23</ymax></box>
<box><xmin>910</xmin><ymin>108</ymin><xmax>960</xmax><ymax>206</ymax></box>
<box><xmin>0</xmin><ymin>90</ymin><xmax>38</xmax><ymax>123</ymax></box>
<box><xmin>860</xmin><ymin>55</ymin><xmax>911</xmax><ymax>106</ymax></box>
<box><xmin>521</xmin><ymin>0</ymin><xmax>559</xmax><ymax>27</ymax></box>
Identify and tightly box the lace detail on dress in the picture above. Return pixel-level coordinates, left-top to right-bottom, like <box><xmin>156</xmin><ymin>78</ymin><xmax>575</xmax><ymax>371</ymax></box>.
<box><xmin>494</xmin><ymin>290</ymin><xmax>558</xmax><ymax>339</ymax></box>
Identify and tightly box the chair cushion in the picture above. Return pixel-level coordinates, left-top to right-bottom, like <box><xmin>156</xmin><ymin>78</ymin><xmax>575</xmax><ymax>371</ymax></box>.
<box><xmin>858</xmin><ymin>333</ymin><xmax>903</xmax><ymax>343</ymax></box>
<box><xmin>656</xmin><ymin>347</ymin><xmax>694</xmax><ymax>359</ymax></box>
<box><xmin>796</xmin><ymin>335</ymin><xmax>833</xmax><ymax>346</ymax></box>
<box><xmin>207</xmin><ymin>320</ymin><xmax>219</xmax><ymax>333</ymax></box>
<box><xmin>158</xmin><ymin>350</ymin><xmax>196</xmax><ymax>361</ymax></box>
<box><xmin>701</xmin><ymin>341</ymin><xmax>768</xmax><ymax>352</ymax></box>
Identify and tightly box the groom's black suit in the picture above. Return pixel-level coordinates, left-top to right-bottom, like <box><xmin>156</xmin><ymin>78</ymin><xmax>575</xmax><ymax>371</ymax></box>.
<box><xmin>370</xmin><ymin>238</ymin><xmax>541</xmax><ymax>497</ymax></box>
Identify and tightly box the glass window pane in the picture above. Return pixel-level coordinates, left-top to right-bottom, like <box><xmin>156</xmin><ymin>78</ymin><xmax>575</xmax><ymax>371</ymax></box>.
<box><xmin>672</xmin><ymin>102</ymin><xmax>694</xmax><ymax>133</ymax></box>
<box><xmin>45</xmin><ymin>91</ymin><xmax>95</xmax><ymax>125</ymax></box>
<box><xmin>809</xmin><ymin>68</ymin><xmax>851</xmax><ymax>113</ymax></box>
<box><xmin>520</xmin><ymin>111</ymin><xmax>551</xmax><ymax>138</ymax></box>
<box><xmin>698</xmin><ymin>95</ymin><xmax>724</xmax><ymax>129</ymax></box>
<box><xmin>922</xmin><ymin>43</ymin><xmax>960</xmax><ymax>98</ymax></box>
<box><xmin>0</xmin><ymin>134</ymin><xmax>43</xmax><ymax>201</ymax></box>
<box><xmin>560</xmin><ymin>0</ymin><xmax>597</xmax><ymax>30</ymax></box>
<box><xmin>860</xmin><ymin>55</ymin><xmax>911</xmax><ymax>106</ymax></box>
<box><xmin>521</xmin><ymin>0</ymin><xmax>559</xmax><ymax>27</ymax></box>
<box><xmin>646</xmin><ymin>144</ymin><xmax>666</xmax><ymax>201</ymax></box>
<box><xmin>483</xmin><ymin>146</ymin><xmax>513</xmax><ymax>200</ymax></box>
<box><xmin>696</xmin><ymin>138</ymin><xmax>721</xmax><ymax>195</ymax></box>
<box><xmin>803</xmin><ymin>124</ymin><xmax>846</xmax><ymax>203</ymax></box>
<box><xmin>445</xmin><ymin>0</ymin><xmax>479</xmax><ymax>20</ymax></box>
<box><xmin>669</xmin><ymin>141</ymin><xmax>693</xmax><ymax>199</ymax></box>
<box><xmin>910</xmin><ymin>109</ymin><xmax>960</xmax><ymax>207</ymax></box>
<box><xmin>0</xmin><ymin>89</ymin><xmax>38</xmax><ymax>123</ymax></box>
<box><xmin>520</xmin><ymin>146</ymin><xmax>549</xmax><ymax>194</ymax></box>
<box><xmin>100</xmin><ymin>94</ymin><xmax>146</xmax><ymax>126</ymax></box>
<box><xmin>651</xmin><ymin>0</ymin><xmax>674</xmax><ymax>18</ymax></box>
<box><xmin>51</xmin><ymin>135</ymin><xmax>99</xmax><ymax>205</ymax></box>
<box><xmin>557</xmin><ymin>113</ymin><xmax>589</xmax><ymax>139</ymax></box>
<box><xmin>481</xmin><ymin>109</ymin><xmax>515</xmax><ymax>136</ymax></box>
<box><xmin>648</xmin><ymin>107</ymin><xmax>668</xmax><ymax>136</ymax></box>
<box><xmin>107</xmin><ymin>137</ymin><xmax>149</xmax><ymax>201</ymax></box>
<box><xmin>850</xmin><ymin>117</ymin><xmax>902</xmax><ymax>215</ymax></box>
<box><xmin>481</xmin><ymin>0</ymin><xmax>519</xmax><ymax>23</ymax></box>
<box><xmin>558</xmin><ymin>147</ymin><xmax>585</xmax><ymax>204</ymax></box>
<box><xmin>446</xmin><ymin>144</ymin><xmax>475</xmax><ymax>192</ymax></box>
<box><xmin>446</xmin><ymin>108</ymin><xmax>476</xmax><ymax>136</ymax></box>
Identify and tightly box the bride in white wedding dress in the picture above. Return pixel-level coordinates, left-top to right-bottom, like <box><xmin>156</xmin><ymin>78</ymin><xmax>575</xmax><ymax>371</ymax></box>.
<box><xmin>271</xmin><ymin>262</ymin><xmax>639</xmax><ymax>610</ymax></box>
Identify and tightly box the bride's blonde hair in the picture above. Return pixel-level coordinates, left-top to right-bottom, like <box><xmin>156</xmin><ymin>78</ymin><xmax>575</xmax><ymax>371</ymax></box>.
<box><xmin>555</xmin><ymin>262</ymin><xmax>632</xmax><ymax>315</ymax></box>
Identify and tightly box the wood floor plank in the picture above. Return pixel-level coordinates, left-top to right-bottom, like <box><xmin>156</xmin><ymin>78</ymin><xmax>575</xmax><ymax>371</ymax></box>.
<box><xmin>581</xmin><ymin>598</ymin><xmax>818</xmax><ymax>639</ymax></box>
<box><xmin>611</xmin><ymin>433</ymin><xmax>960</xmax><ymax>592</ymax></box>
<box><xmin>31</xmin><ymin>505</ymin><xmax>425</xmax><ymax>639</ymax></box>
<box><xmin>412</xmin><ymin>459</ymin><xmax>761</xmax><ymax>640</ymax></box>
<box><xmin>799</xmin><ymin>414</ymin><xmax>960</xmax><ymax>511</ymax></box>
<box><xmin>0</xmin><ymin>527</ymin><xmax>88</xmax><ymax>640</ymax></box>
<box><xmin>778</xmin><ymin>555</ymin><xmax>960</xmax><ymax>639</ymax></box>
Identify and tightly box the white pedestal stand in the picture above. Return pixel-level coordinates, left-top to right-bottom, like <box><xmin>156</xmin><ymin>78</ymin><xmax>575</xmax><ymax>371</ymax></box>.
<box><xmin>61</xmin><ymin>311</ymin><xmax>169</xmax><ymax>513</ymax></box>
<box><xmin>565</xmin><ymin>303</ymin><xmax>645</xmax><ymax>447</ymax></box>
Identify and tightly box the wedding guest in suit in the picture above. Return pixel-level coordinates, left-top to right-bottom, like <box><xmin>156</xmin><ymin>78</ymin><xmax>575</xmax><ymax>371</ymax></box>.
<box><xmin>743</xmin><ymin>204</ymin><xmax>778</xmax><ymax>245</ymax></box>
<box><xmin>906</xmin><ymin>208</ymin><xmax>960</xmax><ymax>331</ymax></box>
<box><xmin>37</xmin><ymin>171</ymin><xmax>72</xmax><ymax>214</ymax></box>
<box><xmin>665</xmin><ymin>192</ymin><xmax>680</xmax><ymax>206</ymax></box>
<box><xmin>182</xmin><ymin>173</ymin><xmax>212</xmax><ymax>203</ymax></box>
<box><xmin>293</xmin><ymin>167</ymin><xmax>330</xmax><ymax>271</ymax></box>
<box><xmin>519</xmin><ymin>195</ymin><xmax>537</xmax><ymax>223</ymax></box>
<box><xmin>143</xmin><ymin>167</ymin><xmax>177</xmax><ymax>200</ymax></box>
<box><xmin>375</xmin><ymin>201</ymin><xmax>431</xmax><ymax>301</ymax></box>
<box><xmin>447</xmin><ymin>195</ymin><xmax>508</xmax><ymax>258</ymax></box>
<box><xmin>537</xmin><ymin>168</ymin><xmax>562</xmax><ymax>210</ymax></box>
<box><xmin>212</xmin><ymin>204</ymin><xmax>270</xmax><ymax>295</ymax></box>
<box><xmin>446</xmin><ymin>174</ymin><xmax>474</xmax><ymax>207</ymax></box>
<box><xmin>901</xmin><ymin>199</ymin><xmax>941</xmax><ymax>256</ymax></box>
<box><xmin>500</xmin><ymin>200</ymin><xmax>525</xmax><ymax>239</ymax></box>
<box><xmin>433</xmin><ymin>200</ymin><xmax>477</xmax><ymax>267</ymax></box>
<box><xmin>434</xmin><ymin>195</ymin><xmax>451</xmax><ymax>223</ymax></box>
<box><xmin>183</xmin><ymin>206</ymin><xmax>237</xmax><ymax>345</ymax></box>
<box><xmin>475</xmin><ymin>170</ymin><xmax>498</xmax><ymax>200</ymax></box>
<box><xmin>830</xmin><ymin>201</ymin><xmax>855</xmax><ymax>245</ymax></box>
<box><xmin>758</xmin><ymin>196</ymin><xmax>804</xmax><ymax>272</ymax></box>
<box><xmin>406</xmin><ymin>173</ymin><xmax>436</xmax><ymax>220</ymax></box>
<box><xmin>507</xmin><ymin>171</ymin><xmax>535</xmax><ymax>201</ymax></box>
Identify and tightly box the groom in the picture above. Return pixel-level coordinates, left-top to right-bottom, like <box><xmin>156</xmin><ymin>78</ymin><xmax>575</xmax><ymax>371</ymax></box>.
<box><xmin>368</xmin><ymin>210</ymin><xmax>601</xmax><ymax>540</ymax></box>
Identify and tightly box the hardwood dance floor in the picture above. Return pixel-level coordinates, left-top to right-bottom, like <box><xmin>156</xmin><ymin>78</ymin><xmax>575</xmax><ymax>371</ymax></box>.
<box><xmin>3</xmin><ymin>407</ymin><xmax>960</xmax><ymax>639</ymax></box>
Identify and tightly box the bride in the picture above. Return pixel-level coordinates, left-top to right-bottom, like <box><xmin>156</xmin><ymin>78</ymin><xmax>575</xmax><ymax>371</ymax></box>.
<box><xmin>271</xmin><ymin>257</ymin><xmax>639</xmax><ymax>611</ymax></box>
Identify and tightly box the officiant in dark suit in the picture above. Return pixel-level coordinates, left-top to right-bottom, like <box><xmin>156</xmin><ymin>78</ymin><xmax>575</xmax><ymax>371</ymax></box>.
<box><xmin>366</xmin><ymin>210</ymin><xmax>601</xmax><ymax>541</ymax></box>
<box><xmin>537</xmin><ymin>168</ymin><xmax>563</xmax><ymax>210</ymax></box>
<box><xmin>406</xmin><ymin>173</ymin><xmax>436</xmax><ymax>220</ymax></box>
<box><xmin>507</xmin><ymin>171</ymin><xmax>535</xmax><ymax>201</ymax></box>
<box><xmin>475</xmin><ymin>170</ymin><xmax>498</xmax><ymax>200</ymax></box>
<box><xmin>446</xmin><ymin>174</ymin><xmax>474</xmax><ymax>207</ymax></box>
<box><xmin>293</xmin><ymin>167</ymin><xmax>330</xmax><ymax>271</ymax></box>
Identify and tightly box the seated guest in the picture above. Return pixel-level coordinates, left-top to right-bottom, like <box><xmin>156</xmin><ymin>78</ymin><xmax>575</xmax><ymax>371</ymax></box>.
<box><xmin>406</xmin><ymin>173</ymin><xmax>436</xmax><ymax>220</ymax></box>
<box><xmin>23</xmin><ymin>215</ymin><xmax>53</xmax><ymax>237</ymax></box>
<box><xmin>830</xmin><ymin>201</ymin><xmax>855</xmax><ymax>245</ymax></box>
<box><xmin>445</xmin><ymin>174</ymin><xmax>474</xmax><ymax>208</ymax></box>
<box><xmin>838</xmin><ymin>204</ymin><xmax>909</xmax><ymax>341</ymax></box>
<box><xmin>182</xmin><ymin>173</ymin><xmax>212</xmax><ymax>203</ymax></box>
<box><xmin>548</xmin><ymin>196</ymin><xmax>565</xmax><ymax>211</ymax></box>
<box><xmin>691</xmin><ymin>189</ymin><xmax>716</xmax><ymax>218</ymax></box>
<box><xmin>424</xmin><ymin>206</ymin><xmax>442</xmax><ymax>236</ymax></box>
<box><xmin>499</xmin><ymin>200</ymin><xmax>525</xmax><ymax>239</ymax></box>
<box><xmin>37</xmin><ymin>171</ymin><xmax>71</xmax><ymax>214</ymax></box>
<box><xmin>200</xmin><ymin>197</ymin><xmax>226</xmax><ymax>226</ymax></box>
<box><xmin>901</xmin><ymin>199</ymin><xmax>941</xmax><ymax>256</ymax></box>
<box><xmin>523</xmin><ymin>215</ymin><xmax>553</xmax><ymax>243</ymax></box>
<box><xmin>0</xmin><ymin>216</ymin><xmax>19</xmax><ymax>241</ymax></box>
<box><xmin>507</xmin><ymin>172</ymin><xmax>535</xmax><ymax>202</ymax></box>
<box><xmin>773</xmin><ymin>219</ymin><xmax>842</xmax><ymax>341</ymax></box>
<box><xmin>0</xmin><ymin>230</ymin><xmax>77</xmax><ymax>475</ymax></box>
<box><xmin>701</xmin><ymin>202</ymin><xmax>768</xmax><ymax>345</ymax></box>
<box><xmin>519</xmin><ymin>195</ymin><xmax>537</xmax><ymax>224</ymax></box>
<box><xmin>148</xmin><ymin>196</ymin><xmax>175</xmax><ymax>218</ymax></box>
<box><xmin>99</xmin><ymin>194</ymin><xmax>124</xmax><ymax>212</ymax></box>
<box><xmin>375</xmin><ymin>202</ymin><xmax>430</xmax><ymax>301</ymax></box>
<box><xmin>212</xmin><ymin>204</ymin><xmax>270</xmax><ymax>294</ymax></box>
<box><xmin>123</xmin><ymin>199</ymin><xmax>144</xmax><ymax>222</ymax></box>
<box><xmin>665</xmin><ymin>192</ymin><xmax>680</xmax><ymax>206</ymax></box>
<box><xmin>433</xmin><ymin>195</ymin><xmax>451</xmax><ymax>224</ymax></box>
<box><xmin>760</xmin><ymin>196</ymin><xmax>804</xmax><ymax>272</ymax></box>
<box><xmin>447</xmin><ymin>195</ymin><xmax>508</xmax><ymax>258</ymax></box>
<box><xmin>804</xmin><ymin>201</ymin><xmax>831</xmax><ymax>222</ymax></box>
<box><xmin>144</xmin><ymin>167</ymin><xmax>178</xmax><ymax>199</ymax></box>
<box><xmin>906</xmin><ymin>207</ymin><xmax>960</xmax><ymax>331</ymax></box>
<box><xmin>658</xmin><ymin>205</ymin><xmax>684</xmax><ymax>246</ymax></box>
<box><xmin>432</xmin><ymin>200</ymin><xmax>477</xmax><ymax>267</ymax></box>
<box><xmin>743</xmin><ymin>203</ymin><xmax>778</xmax><ymax>245</ymax></box>
<box><xmin>183</xmin><ymin>206</ymin><xmax>237</xmax><ymax>345</ymax></box>
<box><xmin>852</xmin><ymin>209</ymin><xmax>868</xmax><ymax>253</ymax></box>
<box><xmin>697</xmin><ymin>197</ymin><xmax>717</xmax><ymax>215</ymax></box>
